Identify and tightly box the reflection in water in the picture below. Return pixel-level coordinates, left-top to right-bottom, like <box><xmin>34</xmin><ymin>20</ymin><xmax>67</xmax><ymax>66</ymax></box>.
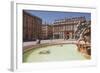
<box><xmin>39</xmin><ymin>50</ymin><xmax>50</xmax><ymax>54</ymax></box>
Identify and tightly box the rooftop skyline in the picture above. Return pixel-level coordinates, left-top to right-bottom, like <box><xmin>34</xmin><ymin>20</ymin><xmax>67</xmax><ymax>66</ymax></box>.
<box><xmin>24</xmin><ymin>10</ymin><xmax>91</xmax><ymax>24</ymax></box>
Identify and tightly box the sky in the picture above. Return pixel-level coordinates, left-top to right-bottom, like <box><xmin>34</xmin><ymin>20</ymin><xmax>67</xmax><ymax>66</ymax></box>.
<box><xmin>24</xmin><ymin>10</ymin><xmax>91</xmax><ymax>24</ymax></box>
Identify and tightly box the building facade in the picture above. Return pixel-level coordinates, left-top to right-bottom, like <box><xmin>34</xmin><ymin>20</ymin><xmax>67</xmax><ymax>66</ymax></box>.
<box><xmin>23</xmin><ymin>10</ymin><xmax>42</xmax><ymax>41</ymax></box>
<box><xmin>42</xmin><ymin>24</ymin><xmax>53</xmax><ymax>40</ymax></box>
<box><xmin>53</xmin><ymin>17</ymin><xmax>86</xmax><ymax>39</ymax></box>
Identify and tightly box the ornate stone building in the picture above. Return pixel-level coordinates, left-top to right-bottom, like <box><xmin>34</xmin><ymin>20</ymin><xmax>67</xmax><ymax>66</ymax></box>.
<box><xmin>53</xmin><ymin>17</ymin><xmax>86</xmax><ymax>39</ymax></box>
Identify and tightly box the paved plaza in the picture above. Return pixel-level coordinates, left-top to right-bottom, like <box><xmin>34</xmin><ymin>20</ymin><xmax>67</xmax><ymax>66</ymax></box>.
<box><xmin>23</xmin><ymin>39</ymin><xmax>77</xmax><ymax>47</ymax></box>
